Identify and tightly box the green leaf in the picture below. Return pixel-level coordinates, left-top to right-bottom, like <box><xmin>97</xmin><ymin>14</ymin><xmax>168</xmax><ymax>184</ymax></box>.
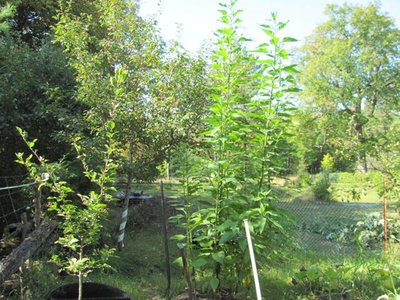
<box><xmin>212</xmin><ymin>251</ymin><xmax>225</xmax><ymax>264</ymax></box>
<box><xmin>171</xmin><ymin>234</ymin><xmax>186</xmax><ymax>241</ymax></box>
<box><xmin>107</xmin><ymin>121</ymin><xmax>115</xmax><ymax>130</ymax></box>
<box><xmin>219</xmin><ymin>231</ymin><xmax>236</xmax><ymax>245</ymax></box>
<box><xmin>192</xmin><ymin>257</ymin><xmax>209</xmax><ymax>268</ymax></box>
<box><xmin>210</xmin><ymin>277</ymin><xmax>220</xmax><ymax>291</ymax></box>
<box><xmin>282</xmin><ymin>37</ymin><xmax>298</xmax><ymax>43</ymax></box>
<box><xmin>173</xmin><ymin>257</ymin><xmax>183</xmax><ymax>267</ymax></box>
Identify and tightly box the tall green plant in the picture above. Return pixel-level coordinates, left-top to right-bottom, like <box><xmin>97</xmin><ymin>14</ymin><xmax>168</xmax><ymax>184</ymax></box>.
<box><xmin>171</xmin><ymin>0</ymin><xmax>298</xmax><ymax>296</ymax></box>
<box><xmin>170</xmin><ymin>144</ymin><xmax>204</xmax><ymax>297</ymax></box>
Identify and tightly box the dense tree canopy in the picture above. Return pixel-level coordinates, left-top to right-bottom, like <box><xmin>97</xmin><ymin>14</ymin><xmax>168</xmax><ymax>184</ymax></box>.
<box><xmin>0</xmin><ymin>1</ymin><xmax>80</xmax><ymax>177</ymax></box>
<box><xmin>54</xmin><ymin>0</ymin><xmax>209</xmax><ymax>181</ymax></box>
<box><xmin>297</xmin><ymin>3</ymin><xmax>400</xmax><ymax>172</ymax></box>
<box><xmin>1</xmin><ymin>0</ymin><xmax>399</xmax><ymax>182</ymax></box>
<box><xmin>0</xmin><ymin>0</ymin><xmax>209</xmax><ymax>179</ymax></box>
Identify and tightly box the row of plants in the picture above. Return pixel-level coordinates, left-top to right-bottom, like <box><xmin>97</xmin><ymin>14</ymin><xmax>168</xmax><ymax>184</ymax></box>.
<box><xmin>290</xmin><ymin>254</ymin><xmax>400</xmax><ymax>299</ymax></box>
<box><xmin>325</xmin><ymin>212</ymin><xmax>400</xmax><ymax>248</ymax></box>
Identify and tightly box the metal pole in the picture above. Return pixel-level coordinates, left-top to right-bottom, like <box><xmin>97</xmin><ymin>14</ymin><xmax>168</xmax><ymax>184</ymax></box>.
<box><xmin>383</xmin><ymin>176</ymin><xmax>388</xmax><ymax>252</ymax></box>
<box><xmin>160</xmin><ymin>181</ymin><xmax>171</xmax><ymax>298</ymax></box>
<box><xmin>244</xmin><ymin>219</ymin><xmax>262</xmax><ymax>300</ymax></box>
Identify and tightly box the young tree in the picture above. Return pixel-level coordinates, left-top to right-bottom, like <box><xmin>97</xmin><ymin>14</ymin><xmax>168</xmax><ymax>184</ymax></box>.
<box><xmin>16</xmin><ymin>124</ymin><xmax>117</xmax><ymax>300</ymax></box>
<box><xmin>298</xmin><ymin>3</ymin><xmax>400</xmax><ymax>171</ymax></box>
<box><xmin>171</xmin><ymin>0</ymin><xmax>297</xmax><ymax>296</ymax></box>
<box><xmin>55</xmin><ymin>0</ymin><xmax>210</xmax><ymax>250</ymax></box>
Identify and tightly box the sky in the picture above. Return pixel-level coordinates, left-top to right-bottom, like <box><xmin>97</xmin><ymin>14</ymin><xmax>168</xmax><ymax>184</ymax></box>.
<box><xmin>138</xmin><ymin>0</ymin><xmax>400</xmax><ymax>53</ymax></box>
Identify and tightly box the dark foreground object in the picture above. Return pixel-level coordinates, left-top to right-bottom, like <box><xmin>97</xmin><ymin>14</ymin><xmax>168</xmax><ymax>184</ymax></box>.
<box><xmin>48</xmin><ymin>282</ymin><xmax>131</xmax><ymax>300</ymax></box>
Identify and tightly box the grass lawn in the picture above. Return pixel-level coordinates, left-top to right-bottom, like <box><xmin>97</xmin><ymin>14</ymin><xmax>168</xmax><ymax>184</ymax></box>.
<box><xmin>4</xmin><ymin>173</ymin><xmax>399</xmax><ymax>299</ymax></box>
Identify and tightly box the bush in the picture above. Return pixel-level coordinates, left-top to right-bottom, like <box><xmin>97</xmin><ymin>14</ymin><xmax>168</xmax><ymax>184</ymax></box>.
<box><xmin>312</xmin><ymin>173</ymin><xmax>333</xmax><ymax>201</ymax></box>
<box><xmin>326</xmin><ymin>212</ymin><xmax>400</xmax><ymax>248</ymax></box>
<box><xmin>296</xmin><ymin>161</ymin><xmax>312</xmax><ymax>187</ymax></box>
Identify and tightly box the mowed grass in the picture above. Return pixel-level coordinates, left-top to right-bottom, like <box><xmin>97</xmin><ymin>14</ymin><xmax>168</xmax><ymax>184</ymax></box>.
<box><xmin>93</xmin><ymin>191</ymin><xmax>188</xmax><ymax>299</ymax></box>
<box><xmin>91</xmin><ymin>225</ymin><xmax>186</xmax><ymax>299</ymax></box>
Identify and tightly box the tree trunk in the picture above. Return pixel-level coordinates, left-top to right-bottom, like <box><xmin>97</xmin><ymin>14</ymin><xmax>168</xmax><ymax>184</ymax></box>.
<box><xmin>351</xmin><ymin>103</ymin><xmax>367</xmax><ymax>172</ymax></box>
<box><xmin>78</xmin><ymin>270</ymin><xmax>82</xmax><ymax>300</ymax></box>
<box><xmin>117</xmin><ymin>143</ymin><xmax>134</xmax><ymax>250</ymax></box>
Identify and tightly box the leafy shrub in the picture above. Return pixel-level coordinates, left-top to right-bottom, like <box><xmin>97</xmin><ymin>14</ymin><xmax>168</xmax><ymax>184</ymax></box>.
<box><xmin>334</xmin><ymin>187</ymin><xmax>364</xmax><ymax>202</ymax></box>
<box><xmin>312</xmin><ymin>173</ymin><xmax>333</xmax><ymax>201</ymax></box>
<box><xmin>321</xmin><ymin>153</ymin><xmax>334</xmax><ymax>172</ymax></box>
<box><xmin>312</xmin><ymin>155</ymin><xmax>337</xmax><ymax>201</ymax></box>
<box><xmin>291</xmin><ymin>258</ymin><xmax>400</xmax><ymax>299</ymax></box>
<box><xmin>326</xmin><ymin>212</ymin><xmax>400</xmax><ymax>248</ymax></box>
<box><xmin>296</xmin><ymin>161</ymin><xmax>312</xmax><ymax>187</ymax></box>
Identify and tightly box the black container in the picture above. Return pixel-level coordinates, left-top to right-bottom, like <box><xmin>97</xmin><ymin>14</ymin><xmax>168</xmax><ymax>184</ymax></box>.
<box><xmin>48</xmin><ymin>282</ymin><xmax>131</xmax><ymax>300</ymax></box>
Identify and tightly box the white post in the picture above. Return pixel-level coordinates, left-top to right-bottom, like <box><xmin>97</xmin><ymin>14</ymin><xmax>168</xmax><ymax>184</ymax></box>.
<box><xmin>244</xmin><ymin>219</ymin><xmax>263</xmax><ymax>300</ymax></box>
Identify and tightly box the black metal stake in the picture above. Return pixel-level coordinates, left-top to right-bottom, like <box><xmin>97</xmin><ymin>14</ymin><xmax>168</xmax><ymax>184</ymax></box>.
<box><xmin>160</xmin><ymin>181</ymin><xmax>172</xmax><ymax>298</ymax></box>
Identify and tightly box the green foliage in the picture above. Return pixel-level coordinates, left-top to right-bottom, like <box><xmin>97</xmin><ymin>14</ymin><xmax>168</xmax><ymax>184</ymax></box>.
<box><xmin>312</xmin><ymin>155</ymin><xmax>336</xmax><ymax>201</ymax></box>
<box><xmin>293</xmin><ymin>161</ymin><xmax>312</xmax><ymax>188</ymax></box>
<box><xmin>321</xmin><ymin>153</ymin><xmax>334</xmax><ymax>173</ymax></box>
<box><xmin>0</xmin><ymin>3</ymin><xmax>14</xmax><ymax>32</ymax></box>
<box><xmin>170</xmin><ymin>0</ymin><xmax>298</xmax><ymax>296</ymax></box>
<box><xmin>312</xmin><ymin>173</ymin><xmax>333</xmax><ymax>201</ymax></box>
<box><xmin>297</xmin><ymin>3</ymin><xmax>400</xmax><ymax>171</ymax></box>
<box><xmin>326</xmin><ymin>212</ymin><xmax>400</xmax><ymax>248</ymax></box>
<box><xmin>0</xmin><ymin>34</ymin><xmax>80</xmax><ymax>177</ymax></box>
<box><xmin>16</xmin><ymin>125</ymin><xmax>117</xmax><ymax>299</ymax></box>
<box><xmin>332</xmin><ymin>171</ymin><xmax>381</xmax><ymax>202</ymax></box>
<box><xmin>292</xmin><ymin>257</ymin><xmax>400</xmax><ymax>299</ymax></box>
<box><xmin>54</xmin><ymin>0</ymin><xmax>209</xmax><ymax>182</ymax></box>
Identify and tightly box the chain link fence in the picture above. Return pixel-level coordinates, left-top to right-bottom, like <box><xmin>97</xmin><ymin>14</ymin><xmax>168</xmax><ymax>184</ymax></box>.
<box><xmin>275</xmin><ymin>197</ymin><xmax>399</xmax><ymax>256</ymax></box>
<box><xmin>123</xmin><ymin>181</ymin><xmax>400</xmax><ymax>258</ymax></box>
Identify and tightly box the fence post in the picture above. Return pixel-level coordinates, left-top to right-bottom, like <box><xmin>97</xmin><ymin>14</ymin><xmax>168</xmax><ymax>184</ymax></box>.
<box><xmin>383</xmin><ymin>176</ymin><xmax>388</xmax><ymax>252</ymax></box>
<box><xmin>117</xmin><ymin>142</ymin><xmax>134</xmax><ymax>251</ymax></box>
<box><xmin>160</xmin><ymin>181</ymin><xmax>171</xmax><ymax>299</ymax></box>
<box><xmin>34</xmin><ymin>183</ymin><xmax>42</xmax><ymax>229</ymax></box>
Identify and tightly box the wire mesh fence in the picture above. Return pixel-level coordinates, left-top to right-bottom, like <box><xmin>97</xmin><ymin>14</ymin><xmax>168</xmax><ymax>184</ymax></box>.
<box><xmin>120</xmin><ymin>181</ymin><xmax>399</xmax><ymax>258</ymax></box>
<box><xmin>0</xmin><ymin>177</ymin><xmax>33</xmax><ymax>231</ymax></box>
<box><xmin>1</xmin><ymin>178</ymin><xmax>396</xmax><ymax>298</ymax></box>
<box><xmin>275</xmin><ymin>197</ymin><xmax>399</xmax><ymax>257</ymax></box>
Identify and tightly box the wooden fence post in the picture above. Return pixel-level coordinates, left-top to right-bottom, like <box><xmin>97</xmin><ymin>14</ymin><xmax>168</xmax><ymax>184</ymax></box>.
<box><xmin>34</xmin><ymin>183</ymin><xmax>42</xmax><ymax>229</ymax></box>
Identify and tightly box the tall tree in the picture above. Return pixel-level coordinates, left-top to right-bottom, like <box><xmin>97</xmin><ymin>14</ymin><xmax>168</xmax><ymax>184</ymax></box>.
<box><xmin>0</xmin><ymin>1</ymin><xmax>92</xmax><ymax>177</ymax></box>
<box><xmin>298</xmin><ymin>3</ymin><xmax>400</xmax><ymax>171</ymax></box>
<box><xmin>54</xmin><ymin>0</ymin><xmax>209</xmax><ymax>182</ymax></box>
<box><xmin>0</xmin><ymin>35</ymin><xmax>80</xmax><ymax>177</ymax></box>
